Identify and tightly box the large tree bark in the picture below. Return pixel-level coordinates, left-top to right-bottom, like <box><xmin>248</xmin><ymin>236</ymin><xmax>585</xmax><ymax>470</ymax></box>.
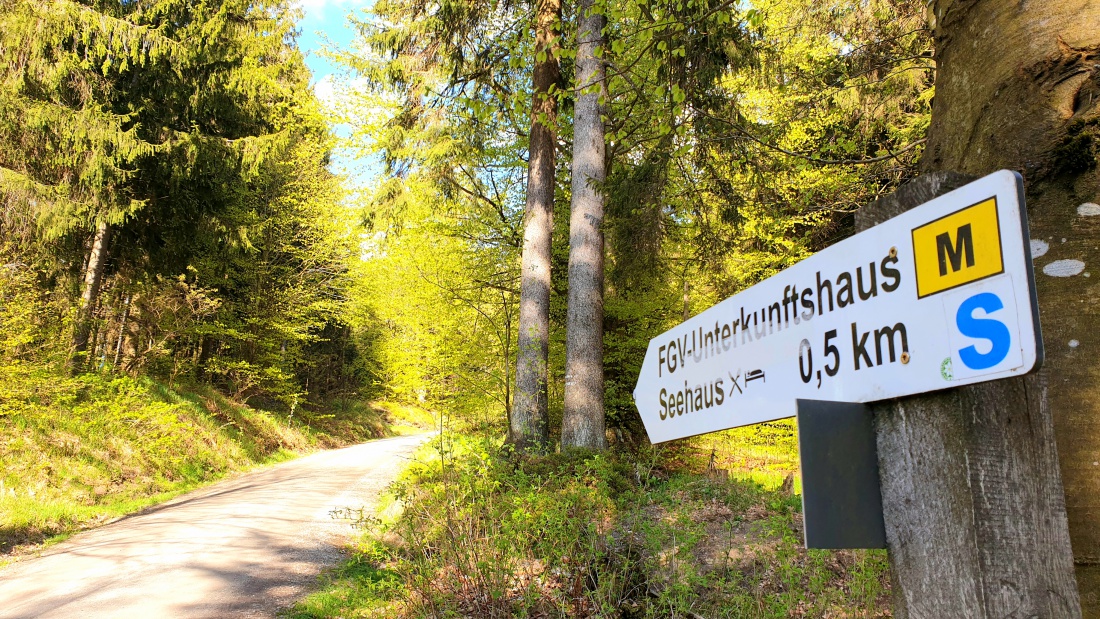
<box><xmin>561</xmin><ymin>0</ymin><xmax>607</xmax><ymax>451</ymax></box>
<box><xmin>860</xmin><ymin>175</ymin><xmax>1080</xmax><ymax>618</ymax></box>
<box><xmin>510</xmin><ymin>0</ymin><xmax>561</xmax><ymax>453</ymax></box>
<box><xmin>922</xmin><ymin>0</ymin><xmax>1100</xmax><ymax>611</ymax></box>
<box><xmin>72</xmin><ymin>220</ymin><xmax>111</xmax><ymax>371</ymax></box>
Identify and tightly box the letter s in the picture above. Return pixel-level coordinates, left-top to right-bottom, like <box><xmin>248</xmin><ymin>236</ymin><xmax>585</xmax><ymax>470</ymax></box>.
<box><xmin>955</xmin><ymin>292</ymin><xmax>1011</xmax><ymax>370</ymax></box>
<box><xmin>880</xmin><ymin>254</ymin><xmax>901</xmax><ymax>292</ymax></box>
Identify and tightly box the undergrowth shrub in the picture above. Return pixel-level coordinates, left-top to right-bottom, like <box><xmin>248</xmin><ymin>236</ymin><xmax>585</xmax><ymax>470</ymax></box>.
<box><xmin>293</xmin><ymin>435</ymin><xmax>892</xmax><ymax>619</ymax></box>
<box><xmin>0</xmin><ymin>262</ymin><xmax>38</xmax><ymax>357</ymax></box>
<box><xmin>0</xmin><ymin>249</ymin><xmax>68</xmax><ymax>362</ymax></box>
<box><xmin>383</xmin><ymin>435</ymin><xmax>634</xmax><ymax>618</ymax></box>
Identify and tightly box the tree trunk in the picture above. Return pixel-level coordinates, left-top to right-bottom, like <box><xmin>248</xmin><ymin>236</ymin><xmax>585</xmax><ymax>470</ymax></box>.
<box><xmin>511</xmin><ymin>0</ymin><xmax>561</xmax><ymax>453</ymax></box>
<box><xmin>72</xmin><ymin>220</ymin><xmax>111</xmax><ymax>371</ymax></box>
<box><xmin>923</xmin><ymin>0</ymin><xmax>1100</xmax><ymax>611</ymax></box>
<box><xmin>113</xmin><ymin>292</ymin><xmax>131</xmax><ymax>368</ymax></box>
<box><xmin>196</xmin><ymin>335</ymin><xmax>216</xmax><ymax>379</ymax></box>
<box><xmin>562</xmin><ymin>0</ymin><xmax>607</xmax><ymax>451</ymax></box>
<box><xmin>860</xmin><ymin>175</ymin><xmax>1080</xmax><ymax>618</ymax></box>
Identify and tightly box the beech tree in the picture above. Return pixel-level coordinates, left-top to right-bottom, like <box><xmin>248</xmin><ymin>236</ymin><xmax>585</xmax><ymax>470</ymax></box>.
<box><xmin>863</xmin><ymin>0</ymin><xmax>1099</xmax><ymax>615</ymax></box>
<box><xmin>923</xmin><ymin>16</ymin><xmax>1100</xmax><ymax>605</ymax></box>
<box><xmin>335</xmin><ymin>0</ymin><xmax>530</xmax><ymax>416</ymax></box>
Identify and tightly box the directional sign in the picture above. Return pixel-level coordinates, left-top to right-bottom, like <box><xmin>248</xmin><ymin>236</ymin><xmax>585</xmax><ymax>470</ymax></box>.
<box><xmin>633</xmin><ymin>170</ymin><xmax>1041</xmax><ymax>443</ymax></box>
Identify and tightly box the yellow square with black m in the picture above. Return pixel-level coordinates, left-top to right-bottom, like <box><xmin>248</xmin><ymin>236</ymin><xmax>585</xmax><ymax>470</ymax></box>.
<box><xmin>911</xmin><ymin>197</ymin><xmax>1004</xmax><ymax>298</ymax></box>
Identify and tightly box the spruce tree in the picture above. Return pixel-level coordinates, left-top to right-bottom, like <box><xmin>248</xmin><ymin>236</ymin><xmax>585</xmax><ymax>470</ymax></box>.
<box><xmin>511</xmin><ymin>0</ymin><xmax>561</xmax><ymax>453</ymax></box>
<box><xmin>562</xmin><ymin>0</ymin><xmax>608</xmax><ymax>450</ymax></box>
<box><xmin>0</xmin><ymin>0</ymin><xmax>315</xmax><ymax>370</ymax></box>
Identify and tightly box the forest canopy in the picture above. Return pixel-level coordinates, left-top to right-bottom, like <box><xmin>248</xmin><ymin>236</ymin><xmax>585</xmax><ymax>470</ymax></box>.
<box><xmin>329</xmin><ymin>0</ymin><xmax>932</xmax><ymax>438</ymax></box>
<box><xmin>0</xmin><ymin>0</ymin><xmax>932</xmax><ymax>436</ymax></box>
<box><xmin>1</xmin><ymin>0</ymin><xmax>364</xmax><ymax>409</ymax></box>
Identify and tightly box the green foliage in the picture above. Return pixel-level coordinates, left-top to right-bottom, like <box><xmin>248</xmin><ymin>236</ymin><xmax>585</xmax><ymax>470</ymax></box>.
<box><xmin>168</xmin><ymin>134</ymin><xmax>361</xmax><ymax>405</ymax></box>
<box><xmin>0</xmin><ymin>0</ymin><xmax>304</xmax><ymax>237</ymax></box>
<box><xmin>328</xmin><ymin>6</ymin><xmax>527</xmax><ymax>418</ymax></box>
<box><xmin>0</xmin><ymin>0</ymin><xmax>370</xmax><ymax>406</ymax></box>
<box><xmin>348</xmin><ymin>213</ymin><xmax>519</xmax><ymax>422</ymax></box>
<box><xmin>0</xmin><ymin>254</ymin><xmax>48</xmax><ymax>358</ymax></box>
<box><xmin>287</xmin><ymin>435</ymin><xmax>891</xmax><ymax>618</ymax></box>
<box><xmin>0</xmin><ymin>243</ymin><xmax>73</xmax><ymax>364</ymax></box>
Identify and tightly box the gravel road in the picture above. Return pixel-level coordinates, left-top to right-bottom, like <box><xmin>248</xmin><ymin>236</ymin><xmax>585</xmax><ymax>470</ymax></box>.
<box><xmin>0</xmin><ymin>434</ymin><xmax>429</xmax><ymax>618</ymax></box>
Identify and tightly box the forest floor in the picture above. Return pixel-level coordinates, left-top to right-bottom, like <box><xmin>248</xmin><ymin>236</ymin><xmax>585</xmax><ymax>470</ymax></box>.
<box><xmin>0</xmin><ymin>360</ymin><xmax>435</xmax><ymax>560</ymax></box>
<box><xmin>286</xmin><ymin>422</ymin><xmax>894</xmax><ymax>619</ymax></box>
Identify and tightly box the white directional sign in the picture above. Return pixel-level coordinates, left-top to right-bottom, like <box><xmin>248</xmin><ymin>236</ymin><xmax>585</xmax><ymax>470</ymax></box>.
<box><xmin>634</xmin><ymin>170</ymin><xmax>1042</xmax><ymax>443</ymax></box>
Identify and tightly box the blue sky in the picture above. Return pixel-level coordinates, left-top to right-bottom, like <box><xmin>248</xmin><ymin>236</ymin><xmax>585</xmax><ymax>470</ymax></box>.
<box><xmin>294</xmin><ymin>0</ymin><xmax>378</xmax><ymax>186</ymax></box>
<box><xmin>295</xmin><ymin>0</ymin><xmax>369</xmax><ymax>87</ymax></box>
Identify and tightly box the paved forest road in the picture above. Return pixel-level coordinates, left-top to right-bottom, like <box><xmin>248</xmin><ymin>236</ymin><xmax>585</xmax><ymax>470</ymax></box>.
<box><xmin>0</xmin><ymin>434</ymin><xmax>429</xmax><ymax>619</ymax></box>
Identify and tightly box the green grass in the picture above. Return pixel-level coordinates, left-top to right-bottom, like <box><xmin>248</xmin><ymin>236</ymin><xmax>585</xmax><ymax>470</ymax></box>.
<box><xmin>0</xmin><ymin>360</ymin><xmax>433</xmax><ymax>555</ymax></box>
<box><xmin>286</xmin><ymin>432</ymin><xmax>892</xmax><ymax>618</ymax></box>
<box><xmin>689</xmin><ymin>419</ymin><xmax>803</xmax><ymax>490</ymax></box>
<box><xmin>283</xmin><ymin>542</ymin><xmax>405</xmax><ymax>618</ymax></box>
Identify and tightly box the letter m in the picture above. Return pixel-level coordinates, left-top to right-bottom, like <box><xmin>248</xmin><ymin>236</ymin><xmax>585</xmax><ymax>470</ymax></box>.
<box><xmin>874</xmin><ymin>323</ymin><xmax>909</xmax><ymax>365</ymax></box>
<box><xmin>936</xmin><ymin>223</ymin><xmax>975</xmax><ymax>276</ymax></box>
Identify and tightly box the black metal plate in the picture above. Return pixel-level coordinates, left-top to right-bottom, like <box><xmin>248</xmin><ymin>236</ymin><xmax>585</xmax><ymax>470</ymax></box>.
<box><xmin>796</xmin><ymin>400</ymin><xmax>887</xmax><ymax>549</ymax></box>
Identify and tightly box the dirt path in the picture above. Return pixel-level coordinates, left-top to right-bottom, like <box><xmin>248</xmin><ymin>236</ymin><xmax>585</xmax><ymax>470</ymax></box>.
<box><xmin>0</xmin><ymin>434</ymin><xmax>429</xmax><ymax>619</ymax></box>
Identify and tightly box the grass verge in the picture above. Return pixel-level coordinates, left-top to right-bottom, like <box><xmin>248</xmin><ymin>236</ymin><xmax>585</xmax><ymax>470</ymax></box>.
<box><xmin>286</xmin><ymin>430</ymin><xmax>891</xmax><ymax>619</ymax></box>
<box><xmin>0</xmin><ymin>360</ymin><xmax>434</xmax><ymax>556</ymax></box>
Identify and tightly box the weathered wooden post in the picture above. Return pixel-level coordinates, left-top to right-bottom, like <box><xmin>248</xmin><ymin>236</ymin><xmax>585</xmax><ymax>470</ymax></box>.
<box><xmin>858</xmin><ymin>172</ymin><xmax>1081</xmax><ymax>618</ymax></box>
